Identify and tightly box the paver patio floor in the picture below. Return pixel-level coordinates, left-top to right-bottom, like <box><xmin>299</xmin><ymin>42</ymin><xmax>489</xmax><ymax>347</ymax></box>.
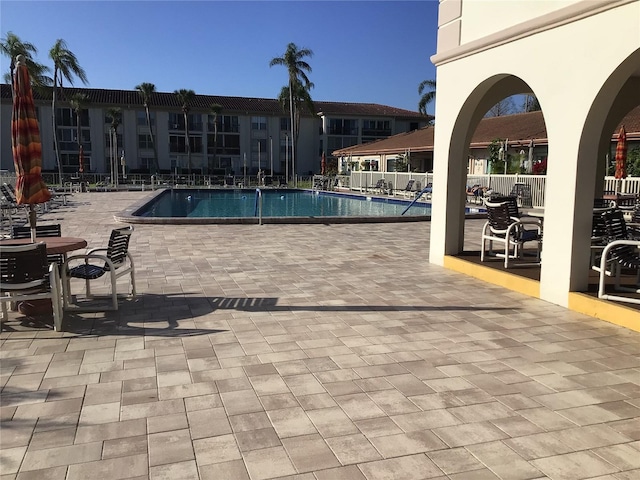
<box><xmin>1</xmin><ymin>191</ymin><xmax>639</xmax><ymax>480</ymax></box>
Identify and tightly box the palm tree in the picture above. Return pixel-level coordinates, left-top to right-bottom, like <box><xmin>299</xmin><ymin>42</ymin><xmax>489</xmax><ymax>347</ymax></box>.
<box><xmin>209</xmin><ymin>103</ymin><xmax>223</xmax><ymax>173</ymax></box>
<box><xmin>135</xmin><ymin>82</ymin><xmax>159</xmax><ymax>174</ymax></box>
<box><xmin>269</xmin><ymin>43</ymin><xmax>313</xmax><ymax>183</ymax></box>
<box><xmin>69</xmin><ymin>92</ymin><xmax>90</xmax><ymax>174</ymax></box>
<box><xmin>418</xmin><ymin>79</ymin><xmax>436</xmax><ymax>120</ymax></box>
<box><xmin>106</xmin><ymin>108</ymin><xmax>122</xmax><ymax>184</ymax></box>
<box><xmin>49</xmin><ymin>39</ymin><xmax>88</xmax><ymax>184</ymax></box>
<box><xmin>277</xmin><ymin>79</ymin><xmax>315</xmax><ymax>168</ymax></box>
<box><xmin>174</xmin><ymin>89</ymin><xmax>195</xmax><ymax>175</ymax></box>
<box><xmin>0</xmin><ymin>32</ymin><xmax>51</xmax><ymax>93</ymax></box>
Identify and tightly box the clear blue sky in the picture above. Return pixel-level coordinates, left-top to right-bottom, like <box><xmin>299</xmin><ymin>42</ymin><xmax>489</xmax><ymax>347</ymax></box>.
<box><xmin>1</xmin><ymin>0</ymin><xmax>439</xmax><ymax>113</ymax></box>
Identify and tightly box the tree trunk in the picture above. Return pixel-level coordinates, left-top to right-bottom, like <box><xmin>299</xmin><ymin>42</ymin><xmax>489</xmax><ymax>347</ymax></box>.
<box><xmin>184</xmin><ymin>112</ymin><xmax>191</xmax><ymax>175</ymax></box>
<box><xmin>145</xmin><ymin>106</ymin><xmax>159</xmax><ymax>174</ymax></box>
<box><xmin>289</xmin><ymin>80</ymin><xmax>295</xmax><ymax>184</ymax></box>
<box><xmin>52</xmin><ymin>70</ymin><xmax>63</xmax><ymax>186</ymax></box>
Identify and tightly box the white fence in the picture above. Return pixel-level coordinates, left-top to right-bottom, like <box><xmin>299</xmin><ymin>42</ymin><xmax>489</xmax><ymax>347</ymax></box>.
<box><xmin>348</xmin><ymin>172</ymin><xmax>640</xmax><ymax>208</ymax></box>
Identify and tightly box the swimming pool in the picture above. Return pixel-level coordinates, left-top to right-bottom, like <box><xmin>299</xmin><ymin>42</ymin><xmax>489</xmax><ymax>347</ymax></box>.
<box><xmin>116</xmin><ymin>188</ymin><xmax>483</xmax><ymax>224</ymax></box>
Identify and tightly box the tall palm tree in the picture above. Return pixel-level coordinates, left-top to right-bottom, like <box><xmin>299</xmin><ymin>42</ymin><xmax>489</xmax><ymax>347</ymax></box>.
<box><xmin>269</xmin><ymin>43</ymin><xmax>313</xmax><ymax>183</ymax></box>
<box><xmin>106</xmin><ymin>108</ymin><xmax>122</xmax><ymax>184</ymax></box>
<box><xmin>174</xmin><ymin>89</ymin><xmax>195</xmax><ymax>175</ymax></box>
<box><xmin>277</xmin><ymin>79</ymin><xmax>315</xmax><ymax>168</ymax></box>
<box><xmin>135</xmin><ymin>82</ymin><xmax>159</xmax><ymax>174</ymax></box>
<box><xmin>0</xmin><ymin>32</ymin><xmax>51</xmax><ymax>93</ymax></box>
<box><xmin>69</xmin><ymin>92</ymin><xmax>90</xmax><ymax>174</ymax></box>
<box><xmin>209</xmin><ymin>103</ymin><xmax>223</xmax><ymax>173</ymax></box>
<box><xmin>418</xmin><ymin>79</ymin><xmax>436</xmax><ymax>121</ymax></box>
<box><xmin>49</xmin><ymin>39</ymin><xmax>88</xmax><ymax>183</ymax></box>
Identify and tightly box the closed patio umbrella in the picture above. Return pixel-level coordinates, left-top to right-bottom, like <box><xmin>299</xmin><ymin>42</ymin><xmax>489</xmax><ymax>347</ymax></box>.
<box><xmin>615</xmin><ymin>125</ymin><xmax>627</xmax><ymax>180</ymax></box>
<box><xmin>11</xmin><ymin>54</ymin><xmax>51</xmax><ymax>242</ymax></box>
<box><xmin>321</xmin><ymin>152</ymin><xmax>326</xmax><ymax>175</ymax></box>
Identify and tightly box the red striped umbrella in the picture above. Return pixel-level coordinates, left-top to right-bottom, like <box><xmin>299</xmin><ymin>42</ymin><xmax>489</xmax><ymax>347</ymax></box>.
<box><xmin>11</xmin><ymin>54</ymin><xmax>51</xmax><ymax>240</ymax></box>
<box><xmin>614</xmin><ymin>125</ymin><xmax>627</xmax><ymax>180</ymax></box>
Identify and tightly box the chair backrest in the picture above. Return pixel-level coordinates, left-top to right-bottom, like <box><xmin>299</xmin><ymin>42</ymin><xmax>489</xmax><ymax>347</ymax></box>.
<box><xmin>602</xmin><ymin>209</ymin><xmax>628</xmax><ymax>241</ymax></box>
<box><xmin>1</xmin><ymin>184</ymin><xmax>17</xmax><ymax>203</ymax></box>
<box><xmin>485</xmin><ymin>200</ymin><xmax>515</xmax><ymax>233</ymax></box>
<box><xmin>0</xmin><ymin>243</ymin><xmax>49</xmax><ymax>291</ymax></box>
<box><xmin>12</xmin><ymin>224</ymin><xmax>62</xmax><ymax>239</ymax></box>
<box><xmin>594</xmin><ymin>198</ymin><xmax>615</xmax><ymax>209</ymax></box>
<box><xmin>404</xmin><ymin>180</ymin><xmax>415</xmax><ymax>191</ymax></box>
<box><xmin>104</xmin><ymin>226</ymin><xmax>134</xmax><ymax>270</ymax></box>
<box><xmin>487</xmin><ymin>195</ymin><xmax>519</xmax><ymax>218</ymax></box>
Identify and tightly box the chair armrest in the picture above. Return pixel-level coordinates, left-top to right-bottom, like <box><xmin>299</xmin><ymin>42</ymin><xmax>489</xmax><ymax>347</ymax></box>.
<box><xmin>86</xmin><ymin>247</ymin><xmax>108</xmax><ymax>255</ymax></box>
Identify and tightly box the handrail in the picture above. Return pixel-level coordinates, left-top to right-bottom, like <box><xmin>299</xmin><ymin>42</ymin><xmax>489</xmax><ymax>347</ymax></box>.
<box><xmin>401</xmin><ymin>187</ymin><xmax>431</xmax><ymax>215</ymax></box>
<box><xmin>254</xmin><ymin>188</ymin><xmax>263</xmax><ymax>225</ymax></box>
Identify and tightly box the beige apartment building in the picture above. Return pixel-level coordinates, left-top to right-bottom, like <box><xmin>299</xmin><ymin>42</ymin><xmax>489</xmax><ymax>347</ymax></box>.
<box><xmin>0</xmin><ymin>84</ymin><xmax>428</xmax><ymax>177</ymax></box>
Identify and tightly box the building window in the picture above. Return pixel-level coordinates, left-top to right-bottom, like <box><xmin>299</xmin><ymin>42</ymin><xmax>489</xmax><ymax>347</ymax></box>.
<box><xmin>280</xmin><ymin>117</ymin><xmax>291</xmax><ymax>132</ymax></box>
<box><xmin>188</xmin><ymin>114</ymin><xmax>203</xmax><ymax>132</ymax></box>
<box><xmin>327</xmin><ymin>136</ymin><xmax>358</xmax><ymax>151</ymax></box>
<box><xmin>138</xmin><ymin>134</ymin><xmax>153</xmax><ymax>150</ymax></box>
<box><xmin>251</xmin><ymin>116</ymin><xmax>267</xmax><ymax>130</ymax></box>
<box><xmin>208</xmin><ymin>115</ymin><xmax>239</xmax><ymax>133</ymax></box>
<box><xmin>57</xmin><ymin>107</ymin><xmax>89</xmax><ymax>127</ymax></box>
<box><xmin>328</xmin><ymin>118</ymin><xmax>358</xmax><ymax>136</ymax></box>
<box><xmin>137</xmin><ymin>111</ymin><xmax>155</xmax><ymax>126</ymax></box>
<box><xmin>362</xmin><ymin>119</ymin><xmax>390</xmax><ymax>137</ymax></box>
<box><xmin>168</xmin><ymin>113</ymin><xmax>184</xmax><ymax>130</ymax></box>
<box><xmin>207</xmin><ymin>134</ymin><xmax>240</xmax><ymax>155</ymax></box>
<box><xmin>190</xmin><ymin>135</ymin><xmax>203</xmax><ymax>154</ymax></box>
<box><xmin>169</xmin><ymin>134</ymin><xmax>186</xmax><ymax>153</ymax></box>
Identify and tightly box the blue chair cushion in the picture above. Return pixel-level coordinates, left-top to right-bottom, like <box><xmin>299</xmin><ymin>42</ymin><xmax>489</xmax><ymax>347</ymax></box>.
<box><xmin>520</xmin><ymin>229</ymin><xmax>540</xmax><ymax>242</ymax></box>
<box><xmin>68</xmin><ymin>264</ymin><xmax>106</xmax><ymax>280</ymax></box>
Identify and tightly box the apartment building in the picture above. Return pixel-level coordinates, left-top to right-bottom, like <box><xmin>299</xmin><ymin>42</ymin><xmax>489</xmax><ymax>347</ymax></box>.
<box><xmin>0</xmin><ymin>84</ymin><xmax>428</xmax><ymax>177</ymax></box>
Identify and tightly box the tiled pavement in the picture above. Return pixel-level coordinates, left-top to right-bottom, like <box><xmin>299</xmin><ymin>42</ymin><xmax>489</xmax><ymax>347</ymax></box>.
<box><xmin>1</xmin><ymin>191</ymin><xmax>639</xmax><ymax>480</ymax></box>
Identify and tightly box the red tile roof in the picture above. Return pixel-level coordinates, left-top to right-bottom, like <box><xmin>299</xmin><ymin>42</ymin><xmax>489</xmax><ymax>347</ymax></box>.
<box><xmin>333</xmin><ymin>106</ymin><xmax>640</xmax><ymax>156</ymax></box>
<box><xmin>0</xmin><ymin>84</ymin><xmax>427</xmax><ymax>119</ymax></box>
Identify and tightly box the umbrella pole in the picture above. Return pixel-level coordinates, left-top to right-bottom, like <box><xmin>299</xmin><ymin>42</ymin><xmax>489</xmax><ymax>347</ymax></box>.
<box><xmin>29</xmin><ymin>204</ymin><xmax>37</xmax><ymax>242</ymax></box>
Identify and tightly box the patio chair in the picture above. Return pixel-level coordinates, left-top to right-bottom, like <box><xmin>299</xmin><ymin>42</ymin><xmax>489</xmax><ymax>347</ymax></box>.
<box><xmin>481</xmin><ymin>199</ymin><xmax>542</xmax><ymax>268</ymax></box>
<box><xmin>596</xmin><ymin>209</ymin><xmax>640</xmax><ymax>304</ymax></box>
<box><xmin>62</xmin><ymin>226</ymin><xmax>136</xmax><ymax>311</ymax></box>
<box><xmin>1</xmin><ymin>243</ymin><xmax>63</xmax><ymax>331</ymax></box>
<box><xmin>12</xmin><ymin>224</ymin><xmax>64</xmax><ymax>268</ymax></box>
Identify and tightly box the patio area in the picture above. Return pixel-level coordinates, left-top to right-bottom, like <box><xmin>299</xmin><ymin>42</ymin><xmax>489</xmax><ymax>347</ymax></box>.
<box><xmin>1</xmin><ymin>191</ymin><xmax>640</xmax><ymax>480</ymax></box>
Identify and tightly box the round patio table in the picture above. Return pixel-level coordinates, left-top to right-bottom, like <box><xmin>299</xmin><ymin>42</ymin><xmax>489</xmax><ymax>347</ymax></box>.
<box><xmin>0</xmin><ymin>237</ymin><xmax>87</xmax><ymax>255</ymax></box>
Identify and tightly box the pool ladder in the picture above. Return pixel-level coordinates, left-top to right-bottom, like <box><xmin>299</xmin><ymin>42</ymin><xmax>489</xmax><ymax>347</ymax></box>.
<box><xmin>254</xmin><ymin>188</ymin><xmax>263</xmax><ymax>225</ymax></box>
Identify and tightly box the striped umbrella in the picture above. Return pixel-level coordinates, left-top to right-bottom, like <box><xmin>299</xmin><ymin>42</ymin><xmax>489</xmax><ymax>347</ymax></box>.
<box><xmin>11</xmin><ymin>54</ymin><xmax>51</xmax><ymax>241</ymax></box>
<box><xmin>614</xmin><ymin>125</ymin><xmax>627</xmax><ymax>180</ymax></box>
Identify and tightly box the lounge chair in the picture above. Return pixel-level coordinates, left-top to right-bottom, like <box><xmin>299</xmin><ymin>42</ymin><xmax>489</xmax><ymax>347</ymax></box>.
<box><xmin>481</xmin><ymin>199</ymin><xmax>542</xmax><ymax>268</ymax></box>
<box><xmin>368</xmin><ymin>179</ymin><xmax>386</xmax><ymax>194</ymax></box>
<box><xmin>62</xmin><ymin>226</ymin><xmax>136</xmax><ymax>311</ymax></box>
<box><xmin>466</xmin><ymin>184</ymin><xmax>488</xmax><ymax>204</ymax></box>
<box><xmin>398</xmin><ymin>179</ymin><xmax>415</xmax><ymax>198</ymax></box>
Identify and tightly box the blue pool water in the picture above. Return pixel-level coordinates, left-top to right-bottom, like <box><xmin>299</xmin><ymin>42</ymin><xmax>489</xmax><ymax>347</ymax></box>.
<box><xmin>134</xmin><ymin>189</ymin><xmax>432</xmax><ymax>219</ymax></box>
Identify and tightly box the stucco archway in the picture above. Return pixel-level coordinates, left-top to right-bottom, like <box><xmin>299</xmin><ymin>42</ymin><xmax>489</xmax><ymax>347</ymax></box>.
<box><xmin>433</xmin><ymin>74</ymin><xmax>545</xmax><ymax>255</ymax></box>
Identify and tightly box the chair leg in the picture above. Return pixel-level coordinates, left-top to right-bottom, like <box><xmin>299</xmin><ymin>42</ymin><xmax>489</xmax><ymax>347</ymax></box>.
<box><xmin>111</xmin><ymin>271</ymin><xmax>118</xmax><ymax>310</ymax></box>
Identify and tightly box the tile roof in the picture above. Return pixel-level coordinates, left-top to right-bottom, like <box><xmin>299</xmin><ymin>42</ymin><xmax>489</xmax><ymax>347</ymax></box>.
<box><xmin>0</xmin><ymin>84</ymin><xmax>427</xmax><ymax>119</ymax></box>
<box><xmin>333</xmin><ymin>106</ymin><xmax>640</xmax><ymax>156</ymax></box>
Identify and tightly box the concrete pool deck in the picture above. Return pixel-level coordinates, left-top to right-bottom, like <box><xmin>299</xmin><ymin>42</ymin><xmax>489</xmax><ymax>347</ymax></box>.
<box><xmin>1</xmin><ymin>191</ymin><xmax>639</xmax><ymax>480</ymax></box>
